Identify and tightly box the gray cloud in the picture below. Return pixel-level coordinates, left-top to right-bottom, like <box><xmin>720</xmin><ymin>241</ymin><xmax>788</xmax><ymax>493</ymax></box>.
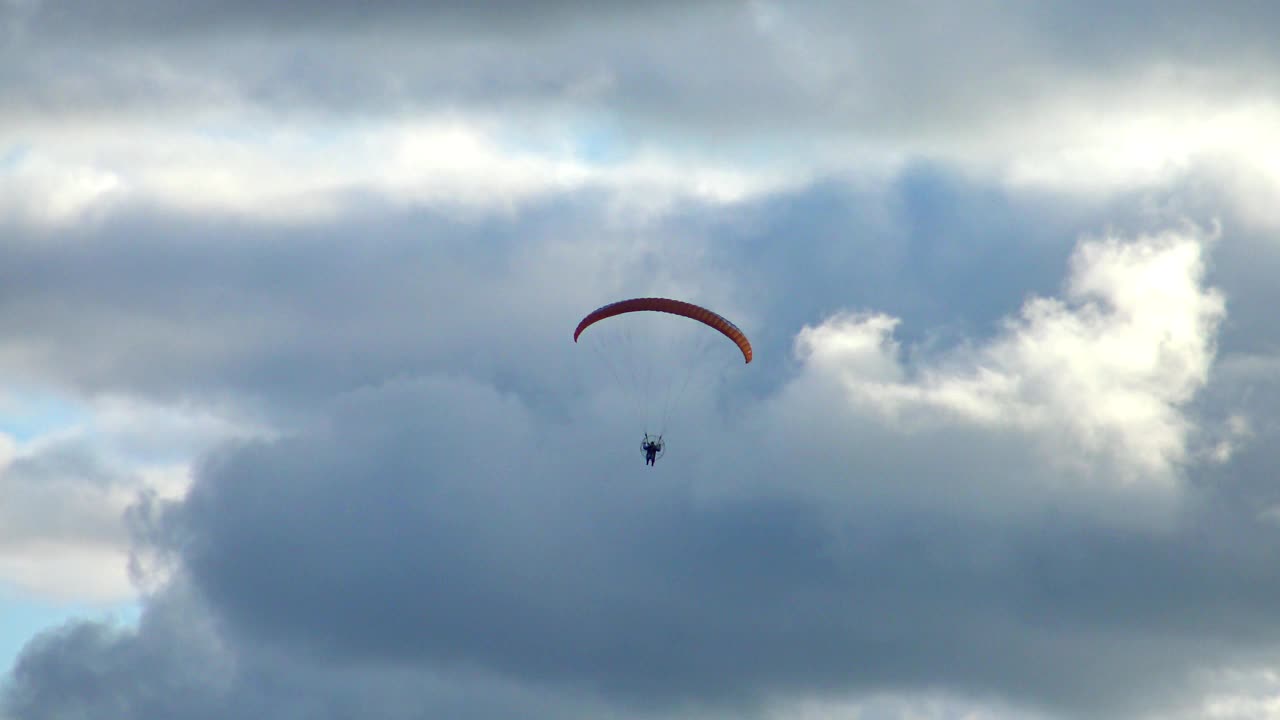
<box><xmin>3</xmin><ymin>581</ymin><xmax>661</xmax><ymax>720</ymax></box>
<box><xmin>0</xmin><ymin>191</ymin><xmax>1277</xmax><ymax>718</ymax></box>
<box><xmin>7</xmin><ymin>359</ymin><xmax>1280</xmax><ymax>719</ymax></box>
<box><xmin>6</xmin><ymin>2</ymin><xmax>1280</xmax><ymax>717</ymax></box>
<box><xmin>3</xmin><ymin>590</ymin><xmax>231</xmax><ymax>720</ymax></box>
<box><xmin>6</xmin><ymin>1</ymin><xmax>1280</xmax><ymax>138</ymax></box>
<box><xmin>0</xmin><ymin>197</ymin><xmax>618</xmax><ymax>409</ymax></box>
<box><xmin>3</xmin><ymin>194</ymin><xmax>1271</xmax><ymax>715</ymax></box>
<box><xmin>0</xmin><ymin>170</ymin><xmax>1107</xmax><ymax>413</ymax></box>
<box><xmin>0</xmin><ymin>437</ymin><xmax>130</xmax><ymax>541</ymax></box>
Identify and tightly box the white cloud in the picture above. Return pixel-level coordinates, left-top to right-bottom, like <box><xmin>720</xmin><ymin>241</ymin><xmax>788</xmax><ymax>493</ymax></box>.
<box><xmin>0</xmin><ymin>391</ymin><xmax>266</xmax><ymax>602</ymax></box>
<box><xmin>1173</xmin><ymin>668</ymin><xmax>1280</xmax><ymax>720</ymax></box>
<box><xmin>0</xmin><ymin>540</ymin><xmax>134</xmax><ymax>603</ymax></box>
<box><xmin>1002</xmin><ymin>96</ymin><xmax>1280</xmax><ymax>192</ymax></box>
<box><xmin>767</xmin><ymin>692</ymin><xmax>1050</xmax><ymax>720</ymax></box>
<box><xmin>0</xmin><ymin>118</ymin><xmax>807</xmax><ymax>227</ymax></box>
<box><xmin>773</xmin><ymin>227</ymin><xmax>1224</xmax><ymax>520</ymax></box>
<box><xmin>880</xmin><ymin>92</ymin><xmax>1280</xmax><ymax>231</ymax></box>
<box><xmin>0</xmin><ymin>151</ymin><xmax>123</xmax><ymax>227</ymax></box>
<box><xmin>0</xmin><ymin>442</ymin><xmax>173</xmax><ymax>602</ymax></box>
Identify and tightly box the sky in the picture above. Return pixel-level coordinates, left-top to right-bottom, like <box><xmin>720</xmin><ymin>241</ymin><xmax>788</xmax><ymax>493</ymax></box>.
<box><xmin>4</xmin><ymin>1</ymin><xmax>1280</xmax><ymax>718</ymax></box>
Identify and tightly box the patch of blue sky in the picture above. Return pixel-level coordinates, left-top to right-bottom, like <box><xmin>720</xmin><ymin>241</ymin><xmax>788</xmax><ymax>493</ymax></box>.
<box><xmin>0</xmin><ymin>389</ymin><xmax>87</xmax><ymax>443</ymax></box>
<box><xmin>495</xmin><ymin>115</ymin><xmax>631</xmax><ymax>166</ymax></box>
<box><xmin>0</xmin><ymin>143</ymin><xmax>31</xmax><ymax>172</ymax></box>
<box><xmin>569</xmin><ymin>122</ymin><xmax>629</xmax><ymax>164</ymax></box>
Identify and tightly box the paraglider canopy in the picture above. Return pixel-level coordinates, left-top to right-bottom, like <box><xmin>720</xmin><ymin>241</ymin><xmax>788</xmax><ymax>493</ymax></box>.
<box><xmin>574</xmin><ymin>297</ymin><xmax>752</xmax><ymax>364</ymax></box>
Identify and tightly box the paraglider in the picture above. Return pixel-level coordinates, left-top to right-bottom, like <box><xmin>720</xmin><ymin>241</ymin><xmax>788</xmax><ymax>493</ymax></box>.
<box><xmin>574</xmin><ymin>297</ymin><xmax>752</xmax><ymax>464</ymax></box>
<box><xmin>642</xmin><ymin>434</ymin><xmax>664</xmax><ymax>466</ymax></box>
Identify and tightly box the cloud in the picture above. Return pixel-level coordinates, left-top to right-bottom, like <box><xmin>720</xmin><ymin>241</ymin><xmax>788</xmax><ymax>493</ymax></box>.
<box><xmin>0</xmin><ymin>429</ymin><xmax>153</xmax><ymax>601</ymax></box>
<box><xmin>0</xmin><ymin>148</ymin><xmax>1270</xmax><ymax>716</ymax></box>
<box><xmin>0</xmin><ymin>120</ymin><xmax>802</xmax><ymax>227</ymax></box>
<box><xmin>5</xmin><ymin>3</ymin><xmax>1280</xmax><ymax>717</ymax></box>
<box><xmin>8</xmin><ymin>0</ymin><xmax>1280</xmax><ymax>222</ymax></box>
<box><xmin>0</xmin><ymin>392</ymin><xmax>260</xmax><ymax>602</ymax></box>
<box><xmin>5</xmin><ymin>223</ymin><xmax>1268</xmax><ymax>719</ymax></box>
<box><xmin>2</xmin><ymin>579</ymin><xmax>662</xmax><ymax>720</ymax></box>
<box><xmin>756</xmin><ymin>226</ymin><xmax>1225</xmax><ymax>530</ymax></box>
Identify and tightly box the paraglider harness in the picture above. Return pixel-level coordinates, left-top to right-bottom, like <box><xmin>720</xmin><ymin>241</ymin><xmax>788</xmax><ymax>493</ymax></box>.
<box><xmin>641</xmin><ymin>433</ymin><xmax>665</xmax><ymax>466</ymax></box>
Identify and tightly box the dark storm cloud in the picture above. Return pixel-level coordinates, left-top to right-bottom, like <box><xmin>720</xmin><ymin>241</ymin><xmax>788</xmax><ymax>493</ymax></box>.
<box><xmin>9</xmin><ymin>0</ymin><xmax>694</xmax><ymax>38</ymax></box>
<box><xmin>2</xmin><ymin>592</ymin><xmax>232</xmax><ymax>720</ymax></box>
<box><xmin>3</xmin><ymin>582</ymin><xmax>630</xmax><ymax>720</ymax></box>
<box><xmin>6</xmin><ymin>1</ymin><xmax>1280</xmax><ymax>135</ymax></box>
<box><xmin>0</xmin><ymin>197</ymin><xmax>620</xmax><ymax>408</ymax></box>
<box><xmin>8</xmin><ymin>364</ymin><xmax>1280</xmax><ymax>720</ymax></box>
<box><xmin>1</xmin><ymin>0</ymin><xmax>726</xmax><ymax>121</ymax></box>
<box><xmin>0</xmin><ymin>185</ymin><xmax>1266</xmax><ymax>719</ymax></box>
<box><xmin>1</xmin><ymin>178</ymin><xmax>1279</xmax><ymax>719</ymax></box>
<box><xmin>4</xmin><ymin>0</ymin><xmax>1280</xmax><ymax>710</ymax></box>
<box><xmin>0</xmin><ymin>170</ymin><xmax>1102</xmax><ymax>411</ymax></box>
